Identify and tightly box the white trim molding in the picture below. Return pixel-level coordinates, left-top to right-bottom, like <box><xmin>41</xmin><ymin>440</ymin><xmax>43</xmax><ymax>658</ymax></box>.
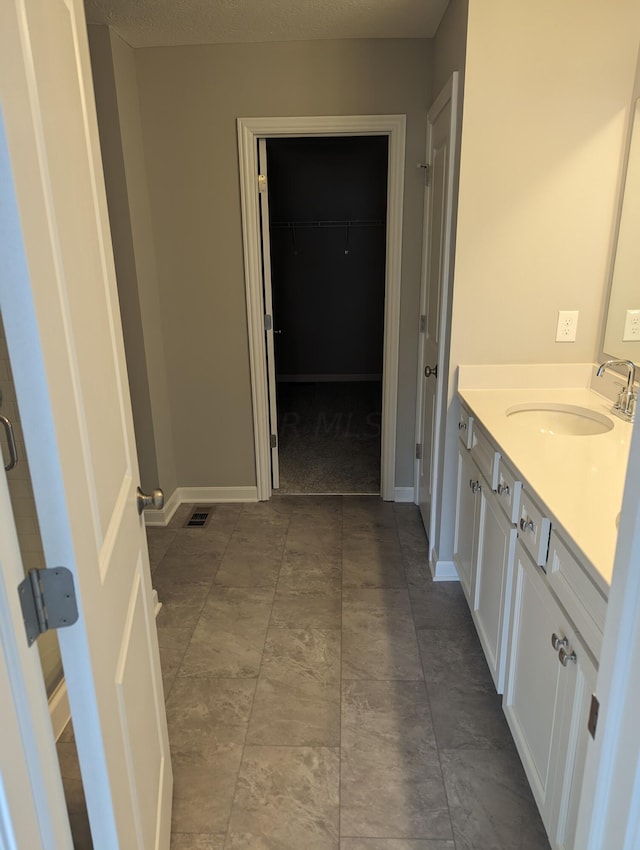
<box><xmin>237</xmin><ymin>115</ymin><xmax>406</xmax><ymax>502</ymax></box>
<box><xmin>49</xmin><ymin>680</ymin><xmax>71</xmax><ymax>742</ymax></box>
<box><xmin>144</xmin><ymin>486</ymin><xmax>258</xmax><ymax>526</ymax></box>
<box><xmin>429</xmin><ymin>549</ymin><xmax>459</xmax><ymax>582</ymax></box>
<box><xmin>394</xmin><ymin>486</ymin><xmax>415</xmax><ymax>503</ymax></box>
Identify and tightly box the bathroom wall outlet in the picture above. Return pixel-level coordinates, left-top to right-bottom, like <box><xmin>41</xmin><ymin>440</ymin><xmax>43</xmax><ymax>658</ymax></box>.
<box><xmin>623</xmin><ymin>309</ymin><xmax>640</xmax><ymax>341</ymax></box>
<box><xmin>556</xmin><ymin>310</ymin><xmax>579</xmax><ymax>342</ymax></box>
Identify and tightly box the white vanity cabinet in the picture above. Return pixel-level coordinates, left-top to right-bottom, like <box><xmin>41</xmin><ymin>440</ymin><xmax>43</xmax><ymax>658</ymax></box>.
<box><xmin>453</xmin><ymin>411</ymin><xmax>517</xmax><ymax>692</ymax></box>
<box><xmin>503</xmin><ymin>541</ymin><xmax>596</xmax><ymax>850</ymax></box>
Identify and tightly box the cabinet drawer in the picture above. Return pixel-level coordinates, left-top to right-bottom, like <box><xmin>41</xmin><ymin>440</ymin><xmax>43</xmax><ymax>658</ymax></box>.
<box><xmin>547</xmin><ymin>532</ymin><xmax>606</xmax><ymax>659</ymax></box>
<box><xmin>458</xmin><ymin>406</ymin><xmax>474</xmax><ymax>449</ymax></box>
<box><xmin>496</xmin><ymin>457</ymin><xmax>522</xmax><ymax>526</ymax></box>
<box><xmin>470</xmin><ymin>423</ymin><xmax>499</xmax><ymax>490</ymax></box>
<box><xmin>518</xmin><ymin>490</ymin><xmax>551</xmax><ymax>568</ymax></box>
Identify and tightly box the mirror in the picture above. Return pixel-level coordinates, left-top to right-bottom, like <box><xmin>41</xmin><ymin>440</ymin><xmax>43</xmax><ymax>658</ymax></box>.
<box><xmin>603</xmin><ymin>99</ymin><xmax>640</xmax><ymax>360</ymax></box>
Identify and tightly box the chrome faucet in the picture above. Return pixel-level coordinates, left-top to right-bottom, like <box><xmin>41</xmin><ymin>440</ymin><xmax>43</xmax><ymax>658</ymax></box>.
<box><xmin>596</xmin><ymin>359</ymin><xmax>637</xmax><ymax>422</ymax></box>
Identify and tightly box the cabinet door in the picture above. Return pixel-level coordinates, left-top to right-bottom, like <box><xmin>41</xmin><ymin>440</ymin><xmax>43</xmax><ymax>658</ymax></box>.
<box><xmin>453</xmin><ymin>446</ymin><xmax>479</xmax><ymax>603</ymax></box>
<box><xmin>473</xmin><ymin>488</ymin><xmax>516</xmax><ymax>693</ymax></box>
<box><xmin>503</xmin><ymin>544</ymin><xmax>571</xmax><ymax>832</ymax></box>
<box><xmin>548</xmin><ymin>633</ymin><xmax>596</xmax><ymax>850</ymax></box>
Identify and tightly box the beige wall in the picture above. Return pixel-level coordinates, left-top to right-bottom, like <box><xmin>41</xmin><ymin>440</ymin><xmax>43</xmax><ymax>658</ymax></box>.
<box><xmin>133</xmin><ymin>39</ymin><xmax>433</xmax><ymax>488</ymax></box>
<box><xmin>88</xmin><ymin>27</ymin><xmax>177</xmax><ymax>496</ymax></box>
<box><xmin>450</xmin><ymin>0</ymin><xmax>640</xmax><ymax>368</ymax></box>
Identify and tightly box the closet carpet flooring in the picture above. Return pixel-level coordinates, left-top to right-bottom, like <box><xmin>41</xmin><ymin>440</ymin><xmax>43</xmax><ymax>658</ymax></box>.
<box><xmin>147</xmin><ymin>497</ymin><xmax>551</xmax><ymax>850</ymax></box>
<box><xmin>275</xmin><ymin>382</ymin><xmax>381</xmax><ymax>494</ymax></box>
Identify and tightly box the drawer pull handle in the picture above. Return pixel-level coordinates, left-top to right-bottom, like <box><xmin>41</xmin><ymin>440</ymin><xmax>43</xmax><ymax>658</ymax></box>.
<box><xmin>497</xmin><ymin>483</ymin><xmax>510</xmax><ymax>496</ymax></box>
<box><xmin>558</xmin><ymin>647</ymin><xmax>577</xmax><ymax>667</ymax></box>
<box><xmin>519</xmin><ymin>517</ymin><xmax>535</xmax><ymax>533</ymax></box>
<box><xmin>458</xmin><ymin>421</ymin><xmax>467</xmax><ymax>431</ymax></box>
<box><xmin>471</xmin><ymin>480</ymin><xmax>481</xmax><ymax>494</ymax></box>
<box><xmin>551</xmin><ymin>633</ymin><xmax>568</xmax><ymax>651</ymax></box>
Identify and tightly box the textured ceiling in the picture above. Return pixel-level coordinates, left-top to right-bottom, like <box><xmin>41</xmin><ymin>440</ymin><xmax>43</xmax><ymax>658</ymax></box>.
<box><xmin>84</xmin><ymin>0</ymin><xmax>450</xmax><ymax>48</ymax></box>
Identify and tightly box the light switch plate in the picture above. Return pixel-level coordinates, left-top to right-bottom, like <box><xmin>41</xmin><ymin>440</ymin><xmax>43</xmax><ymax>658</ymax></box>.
<box><xmin>556</xmin><ymin>310</ymin><xmax>579</xmax><ymax>342</ymax></box>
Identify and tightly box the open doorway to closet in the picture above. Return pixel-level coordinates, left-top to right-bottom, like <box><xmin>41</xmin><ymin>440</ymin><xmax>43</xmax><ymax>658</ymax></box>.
<box><xmin>238</xmin><ymin>115</ymin><xmax>405</xmax><ymax>502</ymax></box>
<box><xmin>264</xmin><ymin>136</ymin><xmax>388</xmax><ymax>495</ymax></box>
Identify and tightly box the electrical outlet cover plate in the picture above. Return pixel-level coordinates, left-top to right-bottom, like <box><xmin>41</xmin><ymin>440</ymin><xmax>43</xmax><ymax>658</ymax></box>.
<box><xmin>623</xmin><ymin>309</ymin><xmax>640</xmax><ymax>341</ymax></box>
<box><xmin>556</xmin><ymin>310</ymin><xmax>579</xmax><ymax>343</ymax></box>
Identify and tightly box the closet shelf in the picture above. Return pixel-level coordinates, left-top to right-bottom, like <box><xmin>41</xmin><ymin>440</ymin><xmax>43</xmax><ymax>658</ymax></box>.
<box><xmin>271</xmin><ymin>219</ymin><xmax>385</xmax><ymax>229</ymax></box>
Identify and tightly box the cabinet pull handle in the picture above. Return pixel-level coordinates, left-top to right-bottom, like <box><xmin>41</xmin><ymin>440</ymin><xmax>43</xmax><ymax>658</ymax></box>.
<box><xmin>458</xmin><ymin>421</ymin><xmax>467</xmax><ymax>431</ymax></box>
<box><xmin>471</xmin><ymin>480</ymin><xmax>481</xmax><ymax>494</ymax></box>
<box><xmin>551</xmin><ymin>633</ymin><xmax>568</xmax><ymax>651</ymax></box>
<box><xmin>558</xmin><ymin>647</ymin><xmax>577</xmax><ymax>667</ymax></box>
<box><xmin>519</xmin><ymin>517</ymin><xmax>535</xmax><ymax>533</ymax></box>
<box><xmin>497</xmin><ymin>483</ymin><xmax>510</xmax><ymax>496</ymax></box>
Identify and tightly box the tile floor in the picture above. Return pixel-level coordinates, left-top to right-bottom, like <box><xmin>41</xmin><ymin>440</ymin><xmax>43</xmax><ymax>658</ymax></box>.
<box><xmin>147</xmin><ymin>496</ymin><xmax>550</xmax><ymax>850</ymax></box>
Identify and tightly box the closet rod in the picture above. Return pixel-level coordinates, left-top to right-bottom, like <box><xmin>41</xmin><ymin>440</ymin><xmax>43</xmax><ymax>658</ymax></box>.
<box><xmin>270</xmin><ymin>219</ymin><xmax>385</xmax><ymax>229</ymax></box>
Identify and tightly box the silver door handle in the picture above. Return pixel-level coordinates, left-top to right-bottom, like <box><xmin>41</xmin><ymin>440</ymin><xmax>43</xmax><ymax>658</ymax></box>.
<box><xmin>136</xmin><ymin>487</ymin><xmax>164</xmax><ymax>515</ymax></box>
<box><xmin>0</xmin><ymin>415</ymin><xmax>18</xmax><ymax>471</ymax></box>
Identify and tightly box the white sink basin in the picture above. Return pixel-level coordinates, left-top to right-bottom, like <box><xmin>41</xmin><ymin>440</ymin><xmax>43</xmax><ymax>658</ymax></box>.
<box><xmin>506</xmin><ymin>403</ymin><xmax>613</xmax><ymax>436</ymax></box>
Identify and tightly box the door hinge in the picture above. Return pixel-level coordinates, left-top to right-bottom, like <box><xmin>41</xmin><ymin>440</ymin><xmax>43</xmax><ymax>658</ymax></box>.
<box><xmin>418</xmin><ymin>163</ymin><xmax>431</xmax><ymax>187</ymax></box>
<box><xmin>18</xmin><ymin>567</ymin><xmax>79</xmax><ymax>647</ymax></box>
<box><xmin>415</xmin><ymin>442</ymin><xmax>422</xmax><ymax>460</ymax></box>
<box><xmin>265</xmin><ymin>314</ymin><xmax>273</xmax><ymax>331</ymax></box>
<box><xmin>588</xmin><ymin>693</ymin><xmax>600</xmax><ymax>739</ymax></box>
<box><xmin>258</xmin><ymin>173</ymin><xmax>267</xmax><ymax>193</ymax></box>
<box><xmin>419</xmin><ymin>314</ymin><xmax>426</xmax><ymax>333</ymax></box>
<box><xmin>270</xmin><ymin>434</ymin><xmax>277</xmax><ymax>448</ymax></box>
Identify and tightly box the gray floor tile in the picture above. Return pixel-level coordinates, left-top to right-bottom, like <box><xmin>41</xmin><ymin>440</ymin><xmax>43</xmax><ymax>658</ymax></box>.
<box><xmin>343</xmin><ymin>532</ymin><xmax>406</xmax><ymax>588</ymax></box>
<box><xmin>340</xmin><ymin>680</ymin><xmax>452</xmax><ymax>840</ymax></box>
<box><xmin>417</xmin><ymin>628</ymin><xmax>494</xmax><ymax>693</ymax></box>
<box><xmin>247</xmin><ymin>628</ymin><xmax>341</xmax><ymax>746</ymax></box>
<box><xmin>341</xmin><ymin>842</ymin><xmax>455</xmax><ymax>850</ymax></box>
<box><xmin>157</xmin><ymin>627</ymin><xmax>193</xmax><ymax>696</ymax></box>
<box><xmin>342</xmin><ymin>589</ymin><xmax>423</xmax><ymax>680</ymax></box>
<box><xmin>271</xmin><ymin>588</ymin><xmax>342</xmax><ymax>629</ymax></box>
<box><xmin>226</xmin><ymin>746</ymin><xmax>340</xmax><ymax>849</ymax></box>
<box><xmin>171</xmin><ymin>835</ymin><xmax>225</xmax><ymax>849</ymax></box>
<box><xmin>167</xmin><ymin>679</ymin><xmax>251</xmax><ymax>835</ymax></box>
<box><xmin>147</xmin><ymin>527</ymin><xmax>177</xmax><ymax>570</ymax></box>
<box><xmin>214</xmin><ymin>533</ymin><xmax>285</xmax><ymax>587</ymax></box>
<box><xmin>286</xmin><ymin>522</ymin><xmax>343</xmax><ymax>556</ymax></box>
<box><xmin>409</xmin><ymin>582</ymin><xmax>473</xmax><ymax>632</ymax></box>
<box><xmin>278</xmin><ymin>550</ymin><xmax>342</xmax><ymax>592</ymax></box>
<box><xmin>155</xmin><ymin>580</ymin><xmax>212</xmax><ymax>629</ymax></box>
<box><xmin>440</xmin><ymin>748</ymin><xmax>550</xmax><ymax>850</ymax></box>
<box><xmin>179</xmin><ymin>587</ymin><xmax>274</xmax><ymax>677</ymax></box>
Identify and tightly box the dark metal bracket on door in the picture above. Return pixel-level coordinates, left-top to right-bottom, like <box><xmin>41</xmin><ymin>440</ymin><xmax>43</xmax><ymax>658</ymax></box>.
<box><xmin>18</xmin><ymin>567</ymin><xmax>79</xmax><ymax>647</ymax></box>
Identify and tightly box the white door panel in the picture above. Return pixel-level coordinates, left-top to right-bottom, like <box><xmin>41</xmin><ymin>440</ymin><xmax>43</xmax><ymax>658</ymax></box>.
<box><xmin>0</xmin><ymin>1</ymin><xmax>171</xmax><ymax>847</ymax></box>
<box><xmin>258</xmin><ymin>138</ymin><xmax>280</xmax><ymax>489</ymax></box>
<box><xmin>417</xmin><ymin>74</ymin><xmax>459</xmax><ymax>551</ymax></box>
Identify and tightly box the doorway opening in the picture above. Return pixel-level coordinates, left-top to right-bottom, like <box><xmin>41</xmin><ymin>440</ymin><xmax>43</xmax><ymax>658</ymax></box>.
<box><xmin>264</xmin><ymin>135</ymin><xmax>387</xmax><ymax>494</ymax></box>
<box><xmin>238</xmin><ymin>114</ymin><xmax>406</xmax><ymax>501</ymax></box>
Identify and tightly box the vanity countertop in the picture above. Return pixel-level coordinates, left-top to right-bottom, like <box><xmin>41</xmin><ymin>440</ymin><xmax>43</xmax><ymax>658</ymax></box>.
<box><xmin>458</xmin><ymin>384</ymin><xmax>632</xmax><ymax>593</ymax></box>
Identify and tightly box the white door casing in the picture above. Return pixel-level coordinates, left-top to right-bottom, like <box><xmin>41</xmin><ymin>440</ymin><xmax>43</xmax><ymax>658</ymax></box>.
<box><xmin>0</xmin><ymin>459</ymin><xmax>73</xmax><ymax>849</ymax></box>
<box><xmin>0</xmin><ymin>1</ymin><xmax>172</xmax><ymax>847</ymax></box>
<box><xmin>257</xmin><ymin>139</ymin><xmax>280</xmax><ymax>489</ymax></box>
<box><xmin>238</xmin><ymin>115</ymin><xmax>406</xmax><ymax>501</ymax></box>
<box><xmin>416</xmin><ymin>73</ymin><xmax>459</xmax><ymax>550</ymax></box>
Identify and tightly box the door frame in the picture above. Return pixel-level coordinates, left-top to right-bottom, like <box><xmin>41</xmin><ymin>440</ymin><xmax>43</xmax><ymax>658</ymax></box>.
<box><xmin>413</xmin><ymin>74</ymin><xmax>459</xmax><ymax>548</ymax></box>
<box><xmin>237</xmin><ymin>115</ymin><xmax>406</xmax><ymax>501</ymax></box>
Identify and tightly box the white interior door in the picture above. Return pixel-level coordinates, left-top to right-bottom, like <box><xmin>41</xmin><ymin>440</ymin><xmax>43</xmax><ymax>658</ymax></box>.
<box><xmin>417</xmin><ymin>74</ymin><xmax>459</xmax><ymax>546</ymax></box>
<box><xmin>258</xmin><ymin>138</ymin><xmax>280</xmax><ymax>489</ymax></box>
<box><xmin>0</xmin><ymin>463</ymin><xmax>73</xmax><ymax>850</ymax></box>
<box><xmin>0</xmin><ymin>1</ymin><xmax>171</xmax><ymax>848</ymax></box>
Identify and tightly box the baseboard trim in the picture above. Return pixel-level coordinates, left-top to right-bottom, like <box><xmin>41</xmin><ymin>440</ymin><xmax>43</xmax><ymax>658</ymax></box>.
<box><xmin>394</xmin><ymin>486</ymin><xmax>415</xmax><ymax>503</ymax></box>
<box><xmin>144</xmin><ymin>486</ymin><xmax>258</xmax><ymax>527</ymax></box>
<box><xmin>49</xmin><ymin>679</ymin><xmax>71</xmax><ymax>741</ymax></box>
<box><xmin>430</xmin><ymin>554</ymin><xmax>459</xmax><ymax>582</ymax></box>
